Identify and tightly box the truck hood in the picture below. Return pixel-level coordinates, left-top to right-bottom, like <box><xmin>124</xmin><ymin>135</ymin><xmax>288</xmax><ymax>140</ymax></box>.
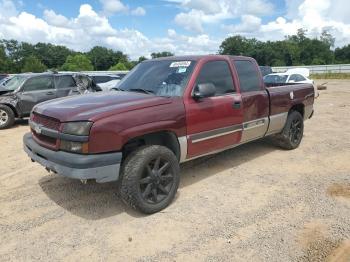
<box><xmin>34</xmin><ymin>91</ymin><xmax>172</xmax><ymax>122</ymax></box>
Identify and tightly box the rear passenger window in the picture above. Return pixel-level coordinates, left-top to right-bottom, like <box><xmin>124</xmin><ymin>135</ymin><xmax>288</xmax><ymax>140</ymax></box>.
<box><xmin>234</xmin><ymin>60</ymin><xmax>260</xmax><ymax>92</ymax></box>
<box><xmin>56</xmin><ymin>76</ymin><xmax>76</xmax><ymax>89</ymax></box>
<box><xmin>196</xmin><ymin>61</ymin><xmax>235</xmax><ymax>96</ymax></box>
<box><xmin>23</xmin><ymin>76</ymin><xmax>53</xmax><ymax>92</ymax></box>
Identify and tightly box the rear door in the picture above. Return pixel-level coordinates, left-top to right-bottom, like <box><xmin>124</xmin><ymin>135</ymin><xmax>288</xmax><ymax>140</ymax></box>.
<box><xmin>17</xmin><ymin>75</ymin><xmax>56</xmax><ymax>115</ymax></box>
<box><xmin>184</xmin><ymin>59</ymin><xmax>243</xmax><ymax>158</ymax></box>
<box><xmin>232</xmin><ymin>59</ymin><xmax>269</xmax><ymax>143</ymax></box>
<box><xmin>55</xmin><ymin>75</ymin><xmax>77</xmax><ymax>97</ymax></box>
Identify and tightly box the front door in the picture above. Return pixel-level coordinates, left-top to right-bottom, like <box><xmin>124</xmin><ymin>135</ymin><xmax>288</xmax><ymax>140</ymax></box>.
<box><xmin>17</xmin><ymin>75</ymin><xmax>56</xmax><ymax>115</ymax></box>
<box><xmin>184</xmin><ymin>59</ymin><xmax>243</xmax><ymax>159</ymax></box>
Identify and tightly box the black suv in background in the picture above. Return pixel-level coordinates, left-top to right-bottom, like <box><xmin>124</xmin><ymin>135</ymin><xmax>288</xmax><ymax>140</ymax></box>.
<box><xmin>0</xmin><ymin>73</ymin><xmax>100</xmax><ymax>129</ymax></box>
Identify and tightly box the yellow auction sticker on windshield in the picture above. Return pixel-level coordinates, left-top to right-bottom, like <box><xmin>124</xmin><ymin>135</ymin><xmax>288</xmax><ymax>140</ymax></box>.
<box><xmin>170</xmin><ymin>61</ymin><xmax>191</xmax><ymax>67</ymax></box>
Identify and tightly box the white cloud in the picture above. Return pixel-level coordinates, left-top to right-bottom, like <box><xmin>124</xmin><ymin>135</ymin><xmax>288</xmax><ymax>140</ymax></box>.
<box><xmin>224</xmin><ymin>0</ymin><xmax>350</xmax><ymax>47</ymax></box>
<box><xmin>172</xmin><ymin>0</ymin><xmax>274</xmax><ymax>33</ymax></box>
<box><xmin>99</xmin><ymin>0</ymin><xmax>128</xmax><ymax>15</ymax></box>
<box><xmin>99</xmin><ymin>0</ymin><xmax>146</xmax><ymax>17</ymax></box>
<box><xmin>160</xmin><ymin>29</ymin><xmax>220</xmax><ymax>55</ymax></box>
<box><xmin>181</xmin><ymin>0</ymin><xmax>221</xmax><ymax>14</ymax></box>
<box><xmin>223</xmin><ymin>15</ymin><xmax>262</xmax><ymax>36</ymax></box>
<box><xmin>131</xmin><ymin>7</ymin><xmax>146</xmax><ymax>16</ymax></box>
<box><xmin>43</xmin><ymin>10</ymin><xmax>70</xmax><ymax>28</ymax></box>
<box><xmin>1</xmin><ymin>0</ymin><xmax>349</xmax><ymax>61</ymax></box>
<box><xmin>175</xmin><ymin>10</ymin><xmax>206</xmax><ymax>33</ymax></box>
<box><xmin>0</xmin><ymin>2</ymin><xmax>219</xmax><ymax>58</ymax></box>
<box><xmin>0</xmin><ymin>0</ymin><xmax>18</xmax><ymax>18</ymax></box>
<box><xmin>244</xmin><ymin>0</ymin><xmax>274</xmax><ymax>16</ymax></box>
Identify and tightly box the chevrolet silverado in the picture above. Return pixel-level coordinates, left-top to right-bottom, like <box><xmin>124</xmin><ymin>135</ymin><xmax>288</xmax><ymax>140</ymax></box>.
<box><xmin>23</xmin><ymin>55</ymin><xmax>314</xmax><ymax>213</ymax></box>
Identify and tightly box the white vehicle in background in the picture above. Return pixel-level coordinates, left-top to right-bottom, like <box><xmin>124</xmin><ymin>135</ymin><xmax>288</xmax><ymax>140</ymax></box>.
<box><xmin>264</xmin><ymin>68</ymin><xmax>319</xmax><ymax>98</ymax></box>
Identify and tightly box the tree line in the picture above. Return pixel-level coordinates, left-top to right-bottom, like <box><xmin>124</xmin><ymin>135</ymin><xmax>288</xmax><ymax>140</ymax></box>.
<box><xmin>0</xmin><ymin>29</ymin><xmax>349</xmax><ymax>73</ymax></box>
<box><xmin>219</xmin><ymin>29</ymin><xmax>350</xmax><ymax>66</ymax></box>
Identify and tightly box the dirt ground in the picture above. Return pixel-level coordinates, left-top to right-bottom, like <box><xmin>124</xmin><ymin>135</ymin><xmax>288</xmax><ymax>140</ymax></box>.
<box><xmin>0</xmin><ymin>80</ymin><xmax>350</xmax><ymax>262</ymax></box>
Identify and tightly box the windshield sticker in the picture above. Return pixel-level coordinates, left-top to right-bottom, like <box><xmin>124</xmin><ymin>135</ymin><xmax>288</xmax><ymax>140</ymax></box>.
<box><xmin>177</xmin><ymin>67</ymin><xmax>187</xmax><ymax>73</ymax></box>
<box><xmin>170</xmin><ymin>61</ymin><xmax>191</xmax><ymax>68</ymax></box>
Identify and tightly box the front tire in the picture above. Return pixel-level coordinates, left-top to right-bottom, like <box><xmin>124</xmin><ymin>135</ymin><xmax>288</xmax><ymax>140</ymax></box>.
<box><xmin>273</xmin><ymin>111</ymin><xmax>304</xmax><ymax>150</ymax></box>
<box><xmin>0</xmin><ymin>105</ymin><xmax>15</xmax><ymax>129</ymax></box>
<box><xmin>119</xmin><ymin>145</ymin><xmax>180</xmax><ymax>214</ymax></box>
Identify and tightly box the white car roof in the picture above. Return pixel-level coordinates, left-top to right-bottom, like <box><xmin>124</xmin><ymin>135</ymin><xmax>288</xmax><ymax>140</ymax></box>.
<box><xmin>265</xmin><ymin>71</ymin><xmax>309</xmax><ymax>78</ymax></box>
<box><xmin>286</xmin><ymin>68</ymin><xmax>310</xmax><ymax>77</ymax></box>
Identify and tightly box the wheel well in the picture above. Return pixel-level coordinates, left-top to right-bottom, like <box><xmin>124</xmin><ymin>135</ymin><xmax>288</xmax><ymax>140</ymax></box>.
<box><xmin>289</xmin><ymin>104</ymin><xmax>304</xmax><ymax>117</ymax></box>
<box><xmin>0</xmin><ymin>103</ymin><xmax>18</xmax><ymax>117</ymax></box>
<box><xmin>122</xmin><ymin>131</ymin><xmax>180</xmax><ymax>161</ymax></box>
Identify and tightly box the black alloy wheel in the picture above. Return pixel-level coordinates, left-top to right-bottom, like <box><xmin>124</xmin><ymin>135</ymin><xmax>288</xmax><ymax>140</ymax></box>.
<box><xmin>139</xmin><ymin>156</ymin><xmax>175</xmax><ymax>204</ymax></box>
<box><xmin>119</xmin><ymin>145</ymin><xmax>180</xmax><ymax>214</ymax></box>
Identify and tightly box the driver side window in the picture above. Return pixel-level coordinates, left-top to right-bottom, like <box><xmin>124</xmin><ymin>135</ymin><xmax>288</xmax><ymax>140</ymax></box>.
<box><xmin>196</xmin><ymin>61</ymin><xmax>235</xmax><ymax>97</ymax></box>
<box><xmin>23</xmin><ymin>76</ymin><xmax>53</xmax><ymax>92</ymax></box>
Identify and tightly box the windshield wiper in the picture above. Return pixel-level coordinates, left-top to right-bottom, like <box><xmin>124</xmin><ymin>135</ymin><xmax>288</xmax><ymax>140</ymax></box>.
<box><xmin>128</xmin><ymin>88</ymin><xmax>154</xmax><ymax>95</ymax></box>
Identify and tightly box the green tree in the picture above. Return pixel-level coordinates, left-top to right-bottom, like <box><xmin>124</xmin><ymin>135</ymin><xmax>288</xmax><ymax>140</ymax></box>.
<box><xmin>0</xmin><ymin>44</ymin><xmax>9</xmax><ymax>73</ymax></box>
<box><xmin>320</xmin><ymin>30</ymin><xmax>335</xmax><ymax>47</ymax></box>
<box><xmin>61</xmin><ymin>54</ymin><xmax>93</xmax><ymax>71</ymax></box>
<box><xmin>109</xmin><ymin>62</ymin><xmax>128</xmax><ymax>71</ymax></box>
<box><xmin>0</xmin><ymin>39</ymin><xmax>23</xmax><ymax>73</ymax></box>
<box><xmin>21</xmin><ymin>55</ymin><xmax>47</xmax><ymax>73</ymax></box>
<box><xmin>335</xmin><ymin>44</ymin><xmax>350</xmax><ymax>63</ymax></box>
<box><xmin>219</xmin><ymin>35</ymin><xmax>260</xmax><ymax>57</ymax></box>
<box><xmin>151</xmin><ymin>51</ymin><xmax>174</xmax><ymax>59</ymax></box>
<box><xmin>33</xmin><ymin>43</ymin><xmax>75</xmax><ymax>69</ymax></box>
<box><xmin>219</xmin><ymin>29</ymin><xmax>336</xmax><ymax>66</ymax></box>
<box><xmin>138</xmin><ymin>56</ymin><xmax>147</xmax><ymax>62</ymax></box>
<box><xmin>88</xmin><ymin>46</ymin><xmax>119</xmax><ymax>70</ymax></box>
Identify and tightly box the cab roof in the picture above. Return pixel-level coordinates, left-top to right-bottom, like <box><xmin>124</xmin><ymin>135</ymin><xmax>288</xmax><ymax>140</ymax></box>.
<box><xmin>151</xmin><ymin>54</ymin><xmax>254</xmax><ymax>61</ymax></box>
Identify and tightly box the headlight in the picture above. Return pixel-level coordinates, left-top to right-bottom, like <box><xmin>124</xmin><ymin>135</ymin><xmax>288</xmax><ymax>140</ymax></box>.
<box><xmin>62</xmin><ymin>121</ymin><xmax>93</xmax><ymax>136</ymax></box>
<box><xmin>60</xmin><ymin>140</ymin><xmax>89</xmax><ymax>154</ymax></box>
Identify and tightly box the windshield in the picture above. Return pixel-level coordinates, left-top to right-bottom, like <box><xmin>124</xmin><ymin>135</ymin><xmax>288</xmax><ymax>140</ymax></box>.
<box><xmin>3</xmin><ymin>75</ymin><xmax>28</xmax><ymax>91</ymax></box>
<box><xmin>117</xmin><ymin>60</ymin><xmax>196</xmax><ymax>97</ymax></box>
<box><xmin>264</xmin><ymin>74</ymin><xmax>288</xmax><ymax>84</ymax></box>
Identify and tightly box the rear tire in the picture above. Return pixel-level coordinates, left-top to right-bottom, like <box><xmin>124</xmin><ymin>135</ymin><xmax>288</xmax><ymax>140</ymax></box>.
<box><xmin>272</xmin><ymin>111</ymin><xmax>304</xmax><ymax>150</ymax></box>
<box><xmin>119</xmin><ymin>145</ymin><xmax>180</xmax><ymax>214</ymax></box>
<box><xmin>0</xmin><ymin>105</ymin><xmax>15</xmax><ymax>129</ymax></box>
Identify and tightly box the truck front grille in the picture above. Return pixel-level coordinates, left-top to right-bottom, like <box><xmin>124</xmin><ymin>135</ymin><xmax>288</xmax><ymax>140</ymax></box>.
<box><xmin>31</xmin><ymin>112</ymin><xmax>61</xmax><ymax>149</ymax></box>
<box><xmin>31</xmin><ymin>112</ymin><xmax>61</xmax><ymax>131</ymax></box>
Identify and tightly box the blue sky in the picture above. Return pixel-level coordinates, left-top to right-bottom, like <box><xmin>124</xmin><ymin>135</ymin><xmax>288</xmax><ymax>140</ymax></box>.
<box><xmin>20</xmin><ymin>0</ymin><xmax>286</xmax><ymax>37</ymax></box>
<box><xmin>0</xmin><ymin>0</ymin><xmax>349</xmax><ymax>58</ymax></box>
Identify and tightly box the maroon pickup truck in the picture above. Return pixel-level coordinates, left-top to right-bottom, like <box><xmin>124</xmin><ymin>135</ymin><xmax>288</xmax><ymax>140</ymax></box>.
<box><xmin>23</xmin><ymin>55</ymin><xmax>314</xmax><ymax>213</ymax></box>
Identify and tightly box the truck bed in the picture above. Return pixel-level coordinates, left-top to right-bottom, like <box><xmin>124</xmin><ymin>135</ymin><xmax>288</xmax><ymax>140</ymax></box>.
<box><xmin>266</xmin><ymin>83</ymin><xmax>315</xmax><ymax>117</ymax></box>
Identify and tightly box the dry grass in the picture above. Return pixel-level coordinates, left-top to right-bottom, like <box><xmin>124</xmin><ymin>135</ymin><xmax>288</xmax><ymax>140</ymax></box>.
<box><xmin>311</xmin><ymin>73</ymin><xmax>350</xmax><ymax>79</ymax></box>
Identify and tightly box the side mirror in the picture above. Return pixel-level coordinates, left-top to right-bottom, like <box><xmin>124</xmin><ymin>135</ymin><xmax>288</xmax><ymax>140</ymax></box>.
<box><xmin>193</xmin><ymin>83</ymin><xmax>216</xmax><ymax>100</ymax></box>
<box><xmin>288</xmin><ymin>79</ymin><xmax>295</xmax><ymax>83</ymax></box>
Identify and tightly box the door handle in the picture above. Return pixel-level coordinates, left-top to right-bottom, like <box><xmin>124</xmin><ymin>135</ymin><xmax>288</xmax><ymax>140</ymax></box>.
<box><xmin>46</xmin><ymin>91</ymin><xmax>54</xmax><ymax>95</ymax></box>
<box><xmin>232</xmin><ymin>101</ymin><xmax>241</xmax><ymax>109</ymax></box>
